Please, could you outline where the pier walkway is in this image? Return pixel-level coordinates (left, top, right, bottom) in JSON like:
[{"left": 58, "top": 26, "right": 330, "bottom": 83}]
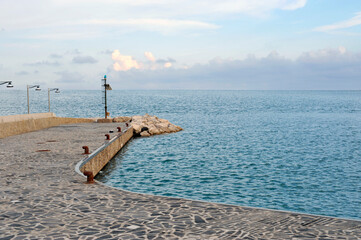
[{"left": 0, "top": 123, "right": 360, "bottom": 239}]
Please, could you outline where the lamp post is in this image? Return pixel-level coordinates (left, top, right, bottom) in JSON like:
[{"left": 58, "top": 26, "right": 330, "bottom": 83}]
[
  {"left": 48, "top": 88, "right": 60, "bottom": 112},
  {"left": 0, "top": 81, "right": 14, "bottom": 88},
  {"left": 27, "top": 85, "right": 41, "bottom": 114},
  {"left": 101, "top": 75, "right": 112, "bottom": 119}
]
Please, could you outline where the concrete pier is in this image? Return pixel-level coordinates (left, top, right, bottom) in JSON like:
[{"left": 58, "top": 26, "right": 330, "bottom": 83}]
[{"left": 0, "top": 123, "right": 360, "bottom": 239}]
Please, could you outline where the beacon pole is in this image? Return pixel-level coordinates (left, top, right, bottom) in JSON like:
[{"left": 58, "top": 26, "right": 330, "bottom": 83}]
[
  {"left": 102, "top": 75, "right": 112, "bottom": 119},
  {"left": 104, "top": 75, "right": 107, "bottom": 119},
  {"left": 105, "top": 76, "right": 107, "bottom": 119},
  {"left": 102, "top": 75, "right": 108, "bottom": 119}
]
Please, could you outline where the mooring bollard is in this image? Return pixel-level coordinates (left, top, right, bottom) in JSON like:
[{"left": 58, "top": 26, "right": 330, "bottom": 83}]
[
  {"left": 105, "top": 134, "right": 110, "bottom": 140},
  {"left": 125, "top": 123, "right": 129, "bottom": 127},
  {"left": 82, "top": 146, "right": 90, "bottom": 154},
  {"left": 117, "top": 127, "right": 121, "bottom": 132},
  {"left": 83, "top": 171, "right": 95, "bottom": 183}
]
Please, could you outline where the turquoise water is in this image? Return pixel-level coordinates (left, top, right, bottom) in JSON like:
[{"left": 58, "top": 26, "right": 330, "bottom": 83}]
[{"left": 1, "top": 90, "right": 361, "bottom": 220}]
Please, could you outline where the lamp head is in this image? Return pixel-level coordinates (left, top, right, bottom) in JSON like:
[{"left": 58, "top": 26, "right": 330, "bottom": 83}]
[
  {"left": 6, "top": 82, "right": 13, "bottom": 88},
  {"left": 35, "top": 85, "right": 41, "bottom": 91},
  {"left": 55, "top": 89, "right": 60, "bottom": 93}
]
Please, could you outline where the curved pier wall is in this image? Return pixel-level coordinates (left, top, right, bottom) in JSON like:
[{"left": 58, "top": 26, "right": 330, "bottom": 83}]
[
  {"left": 78, "top": 127, "right": 133, "bottom": 177},
  {"left": 0, "top": 113, "right": 94, "bottom": 139}
]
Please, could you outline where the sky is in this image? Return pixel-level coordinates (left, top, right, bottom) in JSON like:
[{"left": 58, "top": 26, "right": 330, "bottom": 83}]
[{"left": 0, "top": 0, "right": 361, "bottom": 90}]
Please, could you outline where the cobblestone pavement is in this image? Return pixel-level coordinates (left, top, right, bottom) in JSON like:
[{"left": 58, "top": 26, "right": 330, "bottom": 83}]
[{"left": 0, "top": 123, "right": 360, "bottom": 240}]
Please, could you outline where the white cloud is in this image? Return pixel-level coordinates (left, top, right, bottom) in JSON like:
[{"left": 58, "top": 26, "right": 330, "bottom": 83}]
[
  {"left": 281, "top": 0, "right": 307, "bottom": 10},
  {"left": 54, "top": 0, "right": 306, "bottom": 16},
  {"left": 0, "top": 0, "right": 306, "bottom": 32},
  {"left": 81, "top": 19, "right": 219, "bottom": 34},
  {"left": 144, "top": 52, "right": 156, "bottom": 62},
  {"left": 314, "top": 12, "right": 361, "bottom": 32},
  {"left": 112, "top": 50, "right": 140, "bottom": 71},
  {"left": 164, "top": 62, "right": 172, "bottom": 68},
  {"left": 112, "top": 50, "right": 177, "bottom": 71},
  {"left": 338, "top": 46, "right": 346, "bottom": 55}
]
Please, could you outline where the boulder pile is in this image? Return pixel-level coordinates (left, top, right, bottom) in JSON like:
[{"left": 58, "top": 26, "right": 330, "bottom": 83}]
[
  {"left": 112, "top": 116, "right": 132, "bottom": 123},
  {"left": 130, "top": 114, "right": 183, "bottom": 137}
]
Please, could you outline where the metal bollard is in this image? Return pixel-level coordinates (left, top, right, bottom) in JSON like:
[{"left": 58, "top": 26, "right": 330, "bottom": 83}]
[
  {"left": 83, "top": 171, "right": 95, "bottom": 183},
  {"left": 82, "top": 146, "right": 90, "bottom": 154},
  {"left": 105, "top": 134, "right": 110, "bottom": 140}
]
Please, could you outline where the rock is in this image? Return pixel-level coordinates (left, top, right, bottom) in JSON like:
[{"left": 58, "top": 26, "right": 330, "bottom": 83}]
[
  {"left": 112, "top": 116, "right": 131, "bottom": 122},
  {"left": 159, "top": 119, "right": 169, "bottom": 123},
  {"left": 132, "top": 124, "right": 142, "bottom": 134},
  {"left": 148, "top": 127, "right": 161, "bottom": 135},
  {"left": 130, "top": 114, "right": 182, "bottom": 137},
  {"left": 141, "top": 127, "right": 149, "bottom": 132},
  {"left": 132, "top": 115, "right": 143, "bottom": 121},
  {"left": 168, "top": 125, "right": 178, "bottom": 132},
  {"left": 140, "top": 131, "right": 151, "bottom": 137}
]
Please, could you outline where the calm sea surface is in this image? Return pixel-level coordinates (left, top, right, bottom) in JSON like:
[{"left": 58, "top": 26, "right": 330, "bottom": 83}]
[{"left": 1, "top": 90, "right": 360, "bottom": 220}]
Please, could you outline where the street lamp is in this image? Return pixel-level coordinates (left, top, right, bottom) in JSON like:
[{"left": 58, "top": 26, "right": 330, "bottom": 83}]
[
  {"left": 101, "top": 75, "right": 112, "bottom": 119},
  {"left": 27, "top": 85, "right": 41, "bottom": 114},
  {"left": 0, "top": 81, "right": 14, "bottom": 88},
  {"left": 48, "top": 88, "right": 60, "bottom": 112}
]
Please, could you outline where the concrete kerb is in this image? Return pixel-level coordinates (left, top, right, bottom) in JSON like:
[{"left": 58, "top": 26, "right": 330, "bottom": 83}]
[
  {"left": 76, "top": 126, "right": 134, "bottom": 180},
  {"left": 0, "top": 113, "right": 95, "bottom": 139},
  {"left": 0, "top": 112, "right": 56, "bottom": 123}
]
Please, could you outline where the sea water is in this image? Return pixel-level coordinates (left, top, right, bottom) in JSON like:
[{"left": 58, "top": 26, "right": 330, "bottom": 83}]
[{"left": 1, "top": 90, "right": 360, "bottom": 220}]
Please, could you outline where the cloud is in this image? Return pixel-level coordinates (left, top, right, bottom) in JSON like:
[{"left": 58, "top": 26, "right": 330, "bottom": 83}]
[
  {"left": 29, "top": 31, "right": 100, "bottom": 40},
  {"left": 144, "top": 52, "right": 156, "bottom": 62},
  {"left": 55, "top": 0, "right": 307, "bottom": 16},
  {"left": 24, "top": 61, "right": 61, "bottom": 67},
  {"left": 111, "top": 50, "right": 177, "bottom": 71},
  {"left": 281, "top": 0, "right": 307, "bottom": 10},
  {"left": 109, "top": 47, "right": 361, "bottom": 90},
  {"left": 314, "top": 12, "right": 361, "bottom": 32},
  {"left": 66, "top": 49, "right": 81, "bottom": 55},
  {"left": 72, "top": 56, "right": 98, "bottom": 64},
  {"left": 164, "top": 62, "right": 172, "bottom": 68},
  {"left": 298, "top": 46, "right": 348, "bottom": 61},
  {"left": 54, "top": 71, "right": 85, "bottom": 83},
  {"left": 112, "top": 50, "right": 140, "bottom": 71},
  {"left": 49, "top": 53, "right": 63, "bottom": 59},
  {"left": 81, "top": 19, "right": 219, "bottom": 34},
  {"left": 0, "top": 0, "right": 306, "bottom": 34},
  {"left": 16, "top": 71, "right": 29, "bottom": 75},
  {"left": 156, "top": 58, "right": 176, "bottom": 64},
  {"left": 100, "top": 49, "right": 113, "bottom": 55}
]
